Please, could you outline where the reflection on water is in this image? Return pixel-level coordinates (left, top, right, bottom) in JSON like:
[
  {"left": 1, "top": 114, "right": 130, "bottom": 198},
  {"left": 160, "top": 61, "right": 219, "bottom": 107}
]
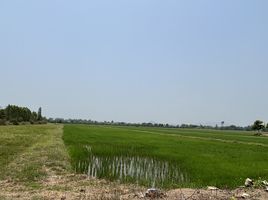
[{"left": 75, "top": 154, "right": 188, "bottom": 187}]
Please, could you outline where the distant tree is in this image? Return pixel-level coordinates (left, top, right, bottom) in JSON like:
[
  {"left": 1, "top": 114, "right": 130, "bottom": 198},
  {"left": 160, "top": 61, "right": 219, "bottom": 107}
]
[
  {"left": 0, "top": 108, "right": 6, "bottom": 125},
  {"left": 221, "top": 121, "right": 224, "bottom": 127},
  {"left": 37, "top": 107, "right": 42, "bottom": 121},
  {"left": 5, "top": 105, "right": 20, "bottom": 121},
  {"left": 55, "top": 118, "right": 64, "bottom": 123},
  {"left": 31, "top": 112, "right": 38, "bottom": 121},
  {"left": 0, "top": 105, "right": 47, "bottom": 125},
  {"left": 0, "top": 109, "right": 5, "bottom": 119},
  {"left": 21, "top": 107, "right": 31, "bottom": 121},
  {"left": 252, "top": 120, "right": 265, "bottom": 133}
]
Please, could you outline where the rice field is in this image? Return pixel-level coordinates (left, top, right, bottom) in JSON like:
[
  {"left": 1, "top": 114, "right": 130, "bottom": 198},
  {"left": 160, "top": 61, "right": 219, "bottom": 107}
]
[{"left": 63, "top": 125, "right": 268, "bottom": 189}]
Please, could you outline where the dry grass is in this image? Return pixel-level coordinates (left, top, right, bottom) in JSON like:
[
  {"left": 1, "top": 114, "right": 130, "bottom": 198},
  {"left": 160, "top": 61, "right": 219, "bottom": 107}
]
[{"left": 0, "top": 124, "right": 71, "bottom": 184}]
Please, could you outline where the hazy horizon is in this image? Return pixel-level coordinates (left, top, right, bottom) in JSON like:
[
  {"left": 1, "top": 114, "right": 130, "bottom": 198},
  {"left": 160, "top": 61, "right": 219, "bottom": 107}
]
[{"left": 1, "top": 0, "right": 268, "bottom": 126}]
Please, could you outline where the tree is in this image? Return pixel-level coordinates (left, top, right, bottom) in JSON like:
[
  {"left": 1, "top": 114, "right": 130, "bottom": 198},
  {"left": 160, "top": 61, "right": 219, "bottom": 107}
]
[
  {"left": 31, "top": 112, "right": 38, "bottom": 121},
  {"left": 252, "top": 120, "right": 265, "bottom": 132},
  {"left": 0, "top": 109, "right": 6, "bottom": 125},
  {"left": 221, "top": 121, "right": 224, "bottom": 127},
  {"left": 0, "top": 109, "right": 5, "bottom": 119},
  {"left": 0, "top": 105, "right": 46, "bottom": 125},
  {"left": 37, "top": 107, "right": 42, "bottom": 121}
]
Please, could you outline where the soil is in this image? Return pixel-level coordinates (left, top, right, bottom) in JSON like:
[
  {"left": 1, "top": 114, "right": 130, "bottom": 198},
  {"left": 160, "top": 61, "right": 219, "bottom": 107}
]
[{"left": 0, "top": 171, "right": 267, "bottom": 200}]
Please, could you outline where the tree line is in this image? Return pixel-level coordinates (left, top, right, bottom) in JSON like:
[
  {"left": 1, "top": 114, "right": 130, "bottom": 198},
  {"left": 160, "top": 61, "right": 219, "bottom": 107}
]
[
  {"left": 0, "top": 105, "right": 46, "bottom": 125},
  {"left": 47, "top": 118, "right": 268, "bottom": 132},
  {"left": 1, "top": 104, "right": 267, "bottom": 133}
]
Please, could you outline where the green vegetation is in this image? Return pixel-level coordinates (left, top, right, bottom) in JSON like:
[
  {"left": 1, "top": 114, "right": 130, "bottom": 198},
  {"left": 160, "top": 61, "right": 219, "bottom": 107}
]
[
  {"left": 63, "top": 125, "right": 268, "bottom": 188},
  {"left": 0, "top": 124, "right": 71, "bottom": 186},
  {"left": 0, "top": 105, "right": 46, "bottom": 125},
  {"left": 1, "top": 123, "right": 267, "bottom": 190},
  {"left": 252, "top": 120, "right": 265, "bottom": 132},
  {"left": 48, "top": 117, "right": 268, "bottom": 132}
]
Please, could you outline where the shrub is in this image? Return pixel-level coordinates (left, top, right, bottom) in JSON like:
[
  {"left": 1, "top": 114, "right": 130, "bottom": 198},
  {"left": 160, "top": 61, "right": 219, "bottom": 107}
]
[
  {"left": 20, "top": 121, "right": 31, "bottom": 125},
  {"left": 10, "top": 119, "right": 19, "bottom": 125},
  {"left": 0, "top": 119, "right": 6, "bottom": 125}
]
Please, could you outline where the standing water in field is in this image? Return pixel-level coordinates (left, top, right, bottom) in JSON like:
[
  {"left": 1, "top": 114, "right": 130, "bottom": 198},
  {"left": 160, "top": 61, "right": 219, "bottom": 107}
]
[{"left": 74, "top": 147, "right": 189, "bottom": 187}]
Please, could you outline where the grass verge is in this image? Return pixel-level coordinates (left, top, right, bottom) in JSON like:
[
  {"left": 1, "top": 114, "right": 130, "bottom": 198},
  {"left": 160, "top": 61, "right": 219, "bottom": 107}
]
[{"left": 0, "top": 124, "right": 71, "bottom": 186}]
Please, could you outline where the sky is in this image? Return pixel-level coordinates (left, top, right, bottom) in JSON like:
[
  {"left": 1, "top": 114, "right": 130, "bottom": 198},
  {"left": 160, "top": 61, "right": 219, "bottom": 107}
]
[{"left": 0, "top": 0, "right": 267, "bottom": 126}]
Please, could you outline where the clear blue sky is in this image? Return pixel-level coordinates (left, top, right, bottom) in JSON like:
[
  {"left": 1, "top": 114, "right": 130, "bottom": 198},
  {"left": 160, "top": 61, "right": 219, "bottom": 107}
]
[{"left": 1, "top": 0, "right": 267, "bottom": 126}]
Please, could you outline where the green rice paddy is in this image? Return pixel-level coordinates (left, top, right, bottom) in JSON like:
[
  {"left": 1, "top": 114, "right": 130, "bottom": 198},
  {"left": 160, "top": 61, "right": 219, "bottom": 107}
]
[{"left": 63, "top": 125, "right": 268, "bottom": 188}]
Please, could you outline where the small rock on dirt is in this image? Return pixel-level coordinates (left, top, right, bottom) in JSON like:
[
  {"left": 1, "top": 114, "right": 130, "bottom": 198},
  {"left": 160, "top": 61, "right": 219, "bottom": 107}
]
[
  {"left": 262, "top": 180, "right": 268, "bottom": 186},
  {"left": 245, "top": 178, "right": 253, "bottom": 187},
  {"left": 241, "top": 193, "right": 250, "bottom": 199},
  {"left": 145, "top": 188, "right": 165, "bottom": 198},
  {"left": 80, "top": 189, "right": 86, "bottom": 193},
  {"left": 207, "top": 186, "right": 219, "bottom": 191}
]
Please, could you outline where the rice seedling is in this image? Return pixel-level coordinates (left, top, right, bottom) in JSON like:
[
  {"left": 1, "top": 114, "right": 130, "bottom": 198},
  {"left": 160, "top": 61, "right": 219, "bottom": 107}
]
[{"left": 63, "top": 124, "right": 268, "bottom": 188}]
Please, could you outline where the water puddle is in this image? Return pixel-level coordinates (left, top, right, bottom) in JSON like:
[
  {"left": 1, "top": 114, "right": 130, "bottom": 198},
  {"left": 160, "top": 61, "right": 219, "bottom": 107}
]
[{"left": 75, "top": 152, "right": 188, "bottom": 187}]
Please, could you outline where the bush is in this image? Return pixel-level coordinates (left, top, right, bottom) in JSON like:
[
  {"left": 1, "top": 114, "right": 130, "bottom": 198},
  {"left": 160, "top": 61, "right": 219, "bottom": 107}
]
[
  {"left": 0, "top": 119, "right": 6, "bottom": 125},
  {"left": 20, "top": 121, "right": 31, "bottom": 125},
  {"left": 10, "top": 119, "right": 19, "bottom": 125},
  {"left": 37, "top": 120, "right": 47, "bottom": 124},
  {"left": 254, "top": 132, "right": 262, "bottom": 136}
]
